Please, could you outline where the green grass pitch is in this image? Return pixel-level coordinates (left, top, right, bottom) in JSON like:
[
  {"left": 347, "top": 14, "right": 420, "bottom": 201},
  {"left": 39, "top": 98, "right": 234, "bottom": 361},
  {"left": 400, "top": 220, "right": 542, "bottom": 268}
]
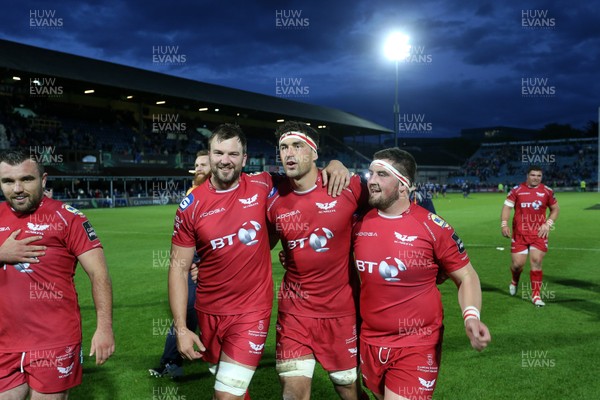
[{"left": 69, "top": 192, "right": 600, "bottom": 399}]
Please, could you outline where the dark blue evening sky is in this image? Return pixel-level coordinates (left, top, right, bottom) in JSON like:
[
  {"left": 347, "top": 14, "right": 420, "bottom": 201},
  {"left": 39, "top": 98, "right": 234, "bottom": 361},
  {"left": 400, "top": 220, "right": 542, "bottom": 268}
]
[{"left": 1, "top": 0, "right": 599, "bottom": 136}]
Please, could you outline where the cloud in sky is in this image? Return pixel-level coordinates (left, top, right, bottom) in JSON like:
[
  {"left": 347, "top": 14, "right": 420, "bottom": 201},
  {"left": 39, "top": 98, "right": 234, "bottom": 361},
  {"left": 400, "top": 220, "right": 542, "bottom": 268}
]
[{"left": 2, "top": 0, "right": 599, "bottom": 136}]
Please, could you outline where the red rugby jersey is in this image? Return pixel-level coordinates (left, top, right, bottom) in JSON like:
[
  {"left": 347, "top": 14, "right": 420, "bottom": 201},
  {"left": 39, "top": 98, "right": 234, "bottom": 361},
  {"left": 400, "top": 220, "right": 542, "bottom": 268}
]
[
  {"left": 0, "top": 199, "right": 102, "bottom": 352},
  {"left": 353, "top": 204, "right": 469, "bottom": 347},
  {"left": 172, "top": 172, "right": 274, "bottom": 315},
  {"left": 505, "top": 183, "right": 557, "bottom": 236},
  {"left": 267, "top": 173, "right": 366, "bottom": 317}
]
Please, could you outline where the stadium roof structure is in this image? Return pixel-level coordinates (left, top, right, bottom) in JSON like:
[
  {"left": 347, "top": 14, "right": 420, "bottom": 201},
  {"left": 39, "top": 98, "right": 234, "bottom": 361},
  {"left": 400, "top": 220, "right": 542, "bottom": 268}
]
[{"left": 0, "top": 39, "right": 392, "bottom": 135}]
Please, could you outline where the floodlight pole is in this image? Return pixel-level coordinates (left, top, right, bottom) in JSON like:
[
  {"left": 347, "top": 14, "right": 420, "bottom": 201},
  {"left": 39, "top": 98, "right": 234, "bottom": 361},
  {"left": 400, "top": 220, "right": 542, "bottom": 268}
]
[{"left": 394, "top": 60, "right": 399, "bottom": 148}]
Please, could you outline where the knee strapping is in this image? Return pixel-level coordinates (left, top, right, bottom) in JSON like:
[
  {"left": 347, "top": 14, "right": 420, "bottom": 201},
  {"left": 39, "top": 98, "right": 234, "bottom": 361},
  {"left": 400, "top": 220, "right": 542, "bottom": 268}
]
[
  {"left": 276, "top": 358, "right": 316, "bottom": 378},
  {"left": 214, "top": 361, "right": 254, "bottom": 396},
  {"left": 329, "top": 368, "right": 357, "bottom": 386}
]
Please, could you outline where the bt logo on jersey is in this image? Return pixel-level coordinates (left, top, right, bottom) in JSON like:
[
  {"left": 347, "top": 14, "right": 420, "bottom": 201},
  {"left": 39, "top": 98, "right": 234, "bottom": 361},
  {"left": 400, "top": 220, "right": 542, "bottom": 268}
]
[
  {"left": 238, "top": 221, "right": 261, "bottom": 245},
  {"left": 210, "top": 220, "right": 262, "bottom": 249},
  {"left": 379, "top": 257, "right": 407, "bottom": 281},
  {"left": 355, "top": 260, "right": 378, "bottom": 273},
  {"left": 287, "top": 227, "right": 334, "bottom": 252},
  {"left": 356, "top": 257, "right": 407, "bottom": 282},
  {"left": 520, "top": 200, "right": 543, "bottom": 210}
]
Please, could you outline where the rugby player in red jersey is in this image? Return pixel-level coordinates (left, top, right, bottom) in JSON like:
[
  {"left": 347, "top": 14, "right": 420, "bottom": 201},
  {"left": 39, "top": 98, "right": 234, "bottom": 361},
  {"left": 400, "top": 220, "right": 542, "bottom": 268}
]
[
  {"left": 501, "top": 166, "right": 559, "bottom": 307},
  {"left": 353, "top": 148, "right": 490, "bottom": 400},
  {"left": 0, "top": 150, "right": 114, "bottom": 399},
  {"left": 169, "top": 123, "right": 350, "bottom": 400},
  {"left": 267, "top": 121, "right": 368, "bottom": 400}
]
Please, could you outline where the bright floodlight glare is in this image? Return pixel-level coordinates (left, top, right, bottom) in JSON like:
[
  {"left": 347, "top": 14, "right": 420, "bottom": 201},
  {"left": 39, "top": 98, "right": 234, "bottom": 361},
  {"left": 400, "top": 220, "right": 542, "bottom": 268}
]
[{"left": 384, "top": 32, "right": 411, "bottom": 61}]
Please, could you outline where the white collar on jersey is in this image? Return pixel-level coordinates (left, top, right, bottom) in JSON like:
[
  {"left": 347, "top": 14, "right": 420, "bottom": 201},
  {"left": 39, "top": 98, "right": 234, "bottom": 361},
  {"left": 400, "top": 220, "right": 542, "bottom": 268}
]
[
  {"left": 376, "top": 204, "right": 411, "bottom": 219},
  {"left": 293, "top": 184, "right": 317, "bottom": 195}
]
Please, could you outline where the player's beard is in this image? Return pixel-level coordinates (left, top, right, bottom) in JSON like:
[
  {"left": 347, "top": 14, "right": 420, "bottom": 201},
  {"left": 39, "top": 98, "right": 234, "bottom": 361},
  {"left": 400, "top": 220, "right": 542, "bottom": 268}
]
[
  {"left": 8, "top": 187, "right": 43, "bottom": 213},
  {"left": 368, "top": 186, "right": 400, "bottom": 210},
  {"left": 193, "top": 172, "right": 209, "bottom": 186},
  {"left": 211, "top": 162, "right": 242, "bottom": 186}
]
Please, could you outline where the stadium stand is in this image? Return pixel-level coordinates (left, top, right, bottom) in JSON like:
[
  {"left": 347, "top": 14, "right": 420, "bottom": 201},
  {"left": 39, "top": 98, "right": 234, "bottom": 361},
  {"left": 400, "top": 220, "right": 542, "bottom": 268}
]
[
  {"left": 449, "top": 138, "right": 598, "bottom": 189},
  {"left": 1, "top": 39, "right": 597, "bottom": 205}
]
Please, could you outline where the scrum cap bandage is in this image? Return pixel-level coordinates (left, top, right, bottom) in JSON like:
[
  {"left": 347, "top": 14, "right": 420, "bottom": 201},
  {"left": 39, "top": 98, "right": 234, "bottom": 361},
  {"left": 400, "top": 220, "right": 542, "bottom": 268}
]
[
  {"left": 370, "top": 159, "right": 413, "bottom": 190},
  {"left": 279, "top": 131, "right": 318, "bottom": 153}
]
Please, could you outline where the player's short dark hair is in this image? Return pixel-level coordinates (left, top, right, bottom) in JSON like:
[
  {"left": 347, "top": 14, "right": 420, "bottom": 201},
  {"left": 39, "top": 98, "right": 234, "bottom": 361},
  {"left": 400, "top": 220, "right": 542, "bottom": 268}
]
[
  {"left": 527, "top": 165, "right": 543, "bottom": 174},
  {"left": 373, "top": 147, "right": 416, "bottom": 184},
  {"left": 208, "top": 124, "right": 247, "bottom": 154},
  {"left": 274, "top": 121, "right": 319, "bottom": 150},
  {"left": 196, "top": 149, "right": 209, "bottom": 157},
  {"left": 0, "top": 149, "right": 45, "bottom": 176}
]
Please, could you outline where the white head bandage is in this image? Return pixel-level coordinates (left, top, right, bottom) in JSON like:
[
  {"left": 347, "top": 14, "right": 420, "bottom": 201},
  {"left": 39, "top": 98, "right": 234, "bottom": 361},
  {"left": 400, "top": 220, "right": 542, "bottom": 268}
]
[
  {"left": 279, "top": 131, "right": 318, "bottom": 153},
  {"left": 370, "top": 159, "right": 413, "bottom": 189}
]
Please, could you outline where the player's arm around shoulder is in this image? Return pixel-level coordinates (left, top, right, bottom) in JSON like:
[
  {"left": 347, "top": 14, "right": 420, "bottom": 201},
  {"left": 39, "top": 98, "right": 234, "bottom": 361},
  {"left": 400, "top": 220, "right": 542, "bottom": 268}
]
[
  {"left": 78, "top": 247, "right": 115, "bottom": 365},
  {"left": 448, "top": 263, "right": 491, "bottom": 352},
  {"left": 321, "top": 160, "right": 351, "bottom": 197}
]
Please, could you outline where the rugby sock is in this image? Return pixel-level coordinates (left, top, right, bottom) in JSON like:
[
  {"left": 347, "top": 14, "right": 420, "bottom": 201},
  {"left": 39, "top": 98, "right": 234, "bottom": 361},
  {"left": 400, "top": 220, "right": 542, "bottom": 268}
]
[
  {"left": 530, "top": 270, "right": 543, "bottom": 296},
  {"left": 511, "top": 269, "right": 521, "bottom": 286}
]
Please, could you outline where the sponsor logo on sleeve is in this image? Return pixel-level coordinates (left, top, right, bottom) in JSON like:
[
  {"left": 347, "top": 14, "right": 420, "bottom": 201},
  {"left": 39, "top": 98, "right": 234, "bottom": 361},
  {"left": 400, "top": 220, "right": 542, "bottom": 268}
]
[
  {"left": 63, "top": 204, "right": 83, "bottom": 216},
  {"left": 451, "top": 232, "right": 465, "bottom": 253},
  {"left": 179, "top": 193, "right": 194, "bottom": 211},
  {"left": 268, "top": 186, "right": 278, "bottom": 198},
  {"left": 428, "top": 213, "right": 449, "bottom": 229},
  {"left": 82, "top": 221, "right": 98, "bottom": 241}
]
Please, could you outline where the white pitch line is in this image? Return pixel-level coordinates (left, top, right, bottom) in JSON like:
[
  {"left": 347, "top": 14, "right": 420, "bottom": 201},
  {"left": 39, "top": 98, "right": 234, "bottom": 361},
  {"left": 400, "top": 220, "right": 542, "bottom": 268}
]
[
  {"left": 96, "top": 231, "right": 169, "bottom": 236},
  {"left": 468, "top": 244, "right": 600, "bottom": 252}
]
